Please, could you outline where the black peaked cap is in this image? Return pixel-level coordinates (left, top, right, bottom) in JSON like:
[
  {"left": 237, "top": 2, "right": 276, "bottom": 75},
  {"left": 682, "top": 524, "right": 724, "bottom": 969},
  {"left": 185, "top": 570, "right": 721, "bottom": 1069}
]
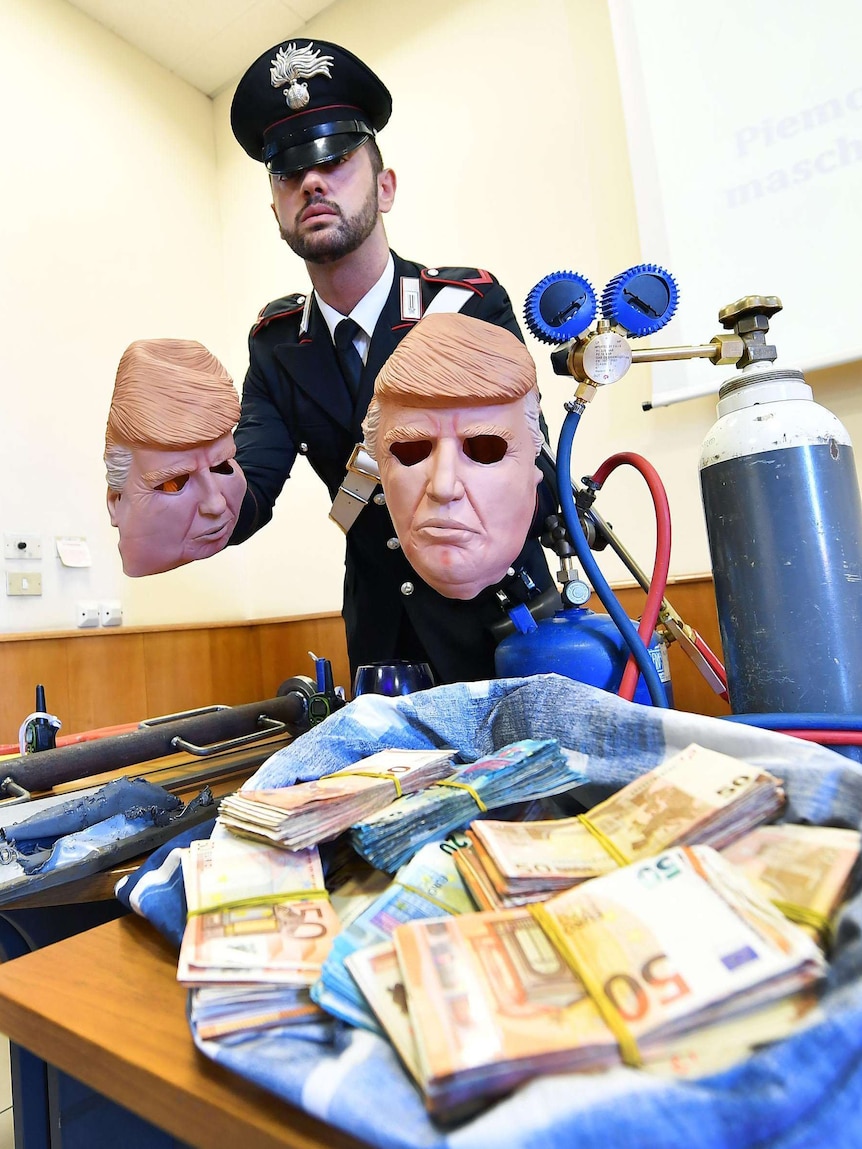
[{"left": 230, "top": 38, "right": 392, "bottom": 175}]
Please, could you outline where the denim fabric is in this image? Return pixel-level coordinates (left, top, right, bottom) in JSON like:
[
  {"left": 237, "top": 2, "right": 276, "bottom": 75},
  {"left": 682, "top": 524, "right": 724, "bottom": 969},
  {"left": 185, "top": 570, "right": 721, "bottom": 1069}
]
[{"left": 116, "top": 675, "right": 862, "bottom": 1149}]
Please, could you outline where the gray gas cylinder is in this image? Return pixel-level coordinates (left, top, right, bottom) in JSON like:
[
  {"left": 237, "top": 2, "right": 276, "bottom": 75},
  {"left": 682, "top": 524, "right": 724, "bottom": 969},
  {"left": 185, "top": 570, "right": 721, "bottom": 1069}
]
[{"left": 699, "top": 366, "right": 862, "bottom": 715}]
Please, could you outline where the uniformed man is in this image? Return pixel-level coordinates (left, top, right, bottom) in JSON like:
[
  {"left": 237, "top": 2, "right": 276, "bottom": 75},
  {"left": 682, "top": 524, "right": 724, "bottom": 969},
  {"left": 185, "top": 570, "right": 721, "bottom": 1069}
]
[{"left": 228, "top": 38, "right": 556, "bottom": 684}]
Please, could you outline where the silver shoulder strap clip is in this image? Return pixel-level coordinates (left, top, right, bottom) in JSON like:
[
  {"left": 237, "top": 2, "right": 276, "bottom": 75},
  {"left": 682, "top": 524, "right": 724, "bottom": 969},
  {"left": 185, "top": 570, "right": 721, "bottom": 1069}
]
[
  {"left": 329, "top": 445, "right": 381, "bottom": 534},
  {"left": 331, "top": 279, "right": 472, "bottom": 532}
]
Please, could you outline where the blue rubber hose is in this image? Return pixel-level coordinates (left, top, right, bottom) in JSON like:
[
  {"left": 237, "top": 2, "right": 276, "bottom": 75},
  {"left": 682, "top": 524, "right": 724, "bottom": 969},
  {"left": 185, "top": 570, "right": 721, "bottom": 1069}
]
[
  {"left": 722, "top": 713, "right": 862, "bottom": 733},
  {"left": 556, "top": 405, "right": 668, "bottom": 707}
]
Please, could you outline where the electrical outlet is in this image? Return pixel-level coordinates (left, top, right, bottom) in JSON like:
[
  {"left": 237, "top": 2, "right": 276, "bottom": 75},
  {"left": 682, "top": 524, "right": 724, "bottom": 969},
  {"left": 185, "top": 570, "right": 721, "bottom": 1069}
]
[
  {"left": 4, "top": 534, "right": 42, "bottom": 561},
  {"left": 100, "top": 600, "right": 123, "bottom": 627},
  {"left": 77, "top": 601, "right": 100, "bottom": 628},
  {"left": 6, "top": 571, "right": 42, "bottom": 596}
]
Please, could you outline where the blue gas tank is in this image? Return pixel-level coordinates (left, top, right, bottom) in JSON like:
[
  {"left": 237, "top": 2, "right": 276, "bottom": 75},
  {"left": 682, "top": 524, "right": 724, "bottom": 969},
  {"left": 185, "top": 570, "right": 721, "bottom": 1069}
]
[{"left": 495, "top": 607, "right": 673, "bottom": 706}]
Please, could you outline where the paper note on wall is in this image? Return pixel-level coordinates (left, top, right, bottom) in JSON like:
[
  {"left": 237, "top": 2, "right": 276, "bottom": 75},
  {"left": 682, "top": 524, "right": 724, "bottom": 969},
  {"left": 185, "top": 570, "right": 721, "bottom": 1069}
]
[{"left": 56, "top": 537, "right": 92, "bottom": 568}]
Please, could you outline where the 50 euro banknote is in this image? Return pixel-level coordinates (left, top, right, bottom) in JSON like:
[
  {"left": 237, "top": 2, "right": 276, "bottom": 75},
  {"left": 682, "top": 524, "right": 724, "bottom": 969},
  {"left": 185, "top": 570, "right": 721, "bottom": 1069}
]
[
  {"left": 388, "top": 844, "right": 824, "bottom": 1115},
  {"left": 469, "top": 743, "right": 785, "bottom": 897}
]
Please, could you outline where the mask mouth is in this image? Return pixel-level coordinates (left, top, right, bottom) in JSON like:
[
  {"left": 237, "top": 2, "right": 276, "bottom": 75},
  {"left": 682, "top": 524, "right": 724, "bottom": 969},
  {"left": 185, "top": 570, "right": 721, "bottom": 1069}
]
[{"left": 264, "top": 124, "right": 372, "bottom": 175}]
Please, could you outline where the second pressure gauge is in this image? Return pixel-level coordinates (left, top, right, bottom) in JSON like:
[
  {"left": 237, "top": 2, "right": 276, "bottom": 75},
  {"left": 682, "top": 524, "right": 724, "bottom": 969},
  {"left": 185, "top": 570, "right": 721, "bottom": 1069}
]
[{"left": 601, "top": 264, "right": 679, "bottom": 337}]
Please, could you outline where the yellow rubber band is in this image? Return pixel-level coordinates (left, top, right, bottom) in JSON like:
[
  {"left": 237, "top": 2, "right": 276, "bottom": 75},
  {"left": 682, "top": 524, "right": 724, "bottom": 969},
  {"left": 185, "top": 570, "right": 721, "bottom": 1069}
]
[
  {"left": 772, "top": 899, "right": 833, "bottom": 948},
  {"left": 530, "top": 903, "right": 642, "bottom": 1068},
  {"left": 433, "top": 779, "right": 488, "bottom": 812},
  {"left": 187, "top": 888, "right": 329, "bottom": 917},
  {"left": 397, "top": 881, "right": 459, "bottom": 915},
  {"left": 577, "top": 814, "right": 632, "bottom": 868},
  {"left": 330, "top": 769, "right": 403, "bottom": 798}
]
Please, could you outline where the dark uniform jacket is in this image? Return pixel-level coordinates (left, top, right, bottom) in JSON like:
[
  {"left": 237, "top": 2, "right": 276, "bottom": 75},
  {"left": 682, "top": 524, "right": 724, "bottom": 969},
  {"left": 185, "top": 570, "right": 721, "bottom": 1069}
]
[{"left": 231, "top": 250, "right": 555, "bottom": 685}]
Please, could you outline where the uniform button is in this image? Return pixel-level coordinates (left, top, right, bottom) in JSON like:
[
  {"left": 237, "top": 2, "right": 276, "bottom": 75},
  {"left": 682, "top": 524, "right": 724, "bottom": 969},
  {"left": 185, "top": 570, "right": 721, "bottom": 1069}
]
[
  {"left": 299, "top": 442, "right": 308, "bottom": 454},
  {"left": 386, "top": 537, "right": 401, "bottom": 550},
  {"left": 426, "top": 268, "right": 439, "bottom": 276},
  {"left": 297, "top": 295, "right": 306, "bottom": 304},
  {"left": 373, "top": 492, "right": 387, "bottom": 505},
  {"left": 401, "top": 582, "right": 414, "bottom": 596}
]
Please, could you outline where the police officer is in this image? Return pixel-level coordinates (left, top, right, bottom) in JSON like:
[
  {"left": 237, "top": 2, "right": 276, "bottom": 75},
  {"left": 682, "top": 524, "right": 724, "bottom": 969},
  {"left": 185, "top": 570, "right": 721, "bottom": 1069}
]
[{"left": 228, "top": 38, "right": 556, "bottom": 685}]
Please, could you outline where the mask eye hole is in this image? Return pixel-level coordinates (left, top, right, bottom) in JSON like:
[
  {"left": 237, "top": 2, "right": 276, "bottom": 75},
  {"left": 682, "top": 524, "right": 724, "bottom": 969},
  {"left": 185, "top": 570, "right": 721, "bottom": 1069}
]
[
  {"left": 210, "top": 460, "right": 234, "bottom": 476},
  {"left": 154, "top": 474, "right": 190, "bottom": 493},
  {"left": 464, "top": 435, "right": 507, "bottom": 464},
  {"left": 390, "top": 440, "right": 432, "bottom": 466}
]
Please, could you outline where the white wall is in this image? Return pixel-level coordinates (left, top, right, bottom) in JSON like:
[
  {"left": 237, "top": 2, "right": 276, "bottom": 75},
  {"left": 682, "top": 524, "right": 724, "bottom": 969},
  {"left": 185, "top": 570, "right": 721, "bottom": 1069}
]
[
  {"left": 610, "top": 0, "right": 862, "bottom": 407},
  {"left": 0, "top": 0, "right": 250, "bottom": 633},
  {"left": 215, "top": 0, "right": 862, "bottom": 606},
  {"left": 5, "top": 0, "right": 861, "bottom": 636}
]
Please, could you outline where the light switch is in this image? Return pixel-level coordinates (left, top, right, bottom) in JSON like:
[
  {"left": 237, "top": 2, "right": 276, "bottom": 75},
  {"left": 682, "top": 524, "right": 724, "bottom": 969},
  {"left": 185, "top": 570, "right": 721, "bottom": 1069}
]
[{"left": 6, "top": 571, "right": 42, "bottom": 596}]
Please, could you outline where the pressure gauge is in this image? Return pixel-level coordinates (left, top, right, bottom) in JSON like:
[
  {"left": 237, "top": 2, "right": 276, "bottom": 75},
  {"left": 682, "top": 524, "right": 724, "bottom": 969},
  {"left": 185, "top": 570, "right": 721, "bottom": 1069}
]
[
  {"left": 601, "top": 264, "right": 679, "bottom": 337},
  {"left": 524, "top": 272, "right": 597, "bottom": 344}
]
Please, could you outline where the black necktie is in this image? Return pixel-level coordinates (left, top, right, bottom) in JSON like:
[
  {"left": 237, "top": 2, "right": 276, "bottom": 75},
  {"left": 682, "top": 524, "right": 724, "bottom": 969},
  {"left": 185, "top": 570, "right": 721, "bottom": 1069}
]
[{"left": 334, "top": 317, "right": 363, "bottom": 400}]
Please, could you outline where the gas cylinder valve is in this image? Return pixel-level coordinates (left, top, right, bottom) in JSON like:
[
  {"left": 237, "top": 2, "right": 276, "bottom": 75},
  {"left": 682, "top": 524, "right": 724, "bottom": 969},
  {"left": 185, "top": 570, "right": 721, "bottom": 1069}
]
[{"left": 717, "top": 295, "right": 782, "bottom": 368}]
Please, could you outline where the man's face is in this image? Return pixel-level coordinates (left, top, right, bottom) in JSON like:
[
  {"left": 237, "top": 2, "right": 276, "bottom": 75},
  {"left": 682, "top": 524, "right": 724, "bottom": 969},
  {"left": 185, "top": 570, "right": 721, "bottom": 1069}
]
[
  {"left": 270, "top": 143, "right": 394, "bottom": 264},
  {"left": 377, "top": 398, "right": 542, "bottom": 600},
  {"left": 107, "top": 433, "right": 246, "bottom": 576}
]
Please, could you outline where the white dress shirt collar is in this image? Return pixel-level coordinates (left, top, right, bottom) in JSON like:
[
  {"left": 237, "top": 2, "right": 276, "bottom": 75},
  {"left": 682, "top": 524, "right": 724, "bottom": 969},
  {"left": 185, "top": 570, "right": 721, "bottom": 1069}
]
[{"left": 315, "top": 254, "right": 395, "bottom": 364}]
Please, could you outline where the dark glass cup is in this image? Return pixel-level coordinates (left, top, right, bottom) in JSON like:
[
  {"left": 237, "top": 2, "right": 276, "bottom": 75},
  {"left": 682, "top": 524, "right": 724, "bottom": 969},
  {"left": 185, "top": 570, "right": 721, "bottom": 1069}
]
[{"left": 352, "top": 660, "right": 435, "bottom": 698}]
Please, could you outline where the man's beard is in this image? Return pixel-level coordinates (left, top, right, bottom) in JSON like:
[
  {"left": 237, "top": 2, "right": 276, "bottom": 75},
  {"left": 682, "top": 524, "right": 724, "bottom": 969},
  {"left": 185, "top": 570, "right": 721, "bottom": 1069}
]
[{"left": 280, "top": 184, "right": 379, "bottom": 264}]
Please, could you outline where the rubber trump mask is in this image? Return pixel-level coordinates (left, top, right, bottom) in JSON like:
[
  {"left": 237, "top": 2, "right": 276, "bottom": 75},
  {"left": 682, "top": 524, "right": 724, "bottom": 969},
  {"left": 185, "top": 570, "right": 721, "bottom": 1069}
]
[
  {"left": 363, "top": 313, "right": 544, "bottom": 600},
  {"left": 105, "top": 339, "right": 246, "bottom": 577}
]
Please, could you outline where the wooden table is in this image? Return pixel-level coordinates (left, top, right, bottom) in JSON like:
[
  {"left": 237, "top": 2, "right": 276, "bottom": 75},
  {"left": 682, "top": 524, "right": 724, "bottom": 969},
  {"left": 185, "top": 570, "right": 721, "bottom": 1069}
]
[
  {"left": 0, "top": 729, "right": 313, "bottom": 1146},
  {"left": 0, "top": 914, "right": 371, "bottom": 1149}
]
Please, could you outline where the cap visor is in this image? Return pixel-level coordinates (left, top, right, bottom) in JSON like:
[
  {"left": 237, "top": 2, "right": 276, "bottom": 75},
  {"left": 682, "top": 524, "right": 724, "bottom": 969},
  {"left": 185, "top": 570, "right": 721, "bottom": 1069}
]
[{"left": 266, "top": 132, "right": 370, "bottom": 175}]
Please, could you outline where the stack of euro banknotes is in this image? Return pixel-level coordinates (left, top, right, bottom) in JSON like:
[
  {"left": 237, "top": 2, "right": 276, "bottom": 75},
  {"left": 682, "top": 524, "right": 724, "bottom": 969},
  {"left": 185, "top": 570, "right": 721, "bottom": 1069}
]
[
  {"left": 218, "top": 739, "right": 579, "bottom": 865},
  {"left": 175, "top": 740, "right": 860, "bottom": 1118}
]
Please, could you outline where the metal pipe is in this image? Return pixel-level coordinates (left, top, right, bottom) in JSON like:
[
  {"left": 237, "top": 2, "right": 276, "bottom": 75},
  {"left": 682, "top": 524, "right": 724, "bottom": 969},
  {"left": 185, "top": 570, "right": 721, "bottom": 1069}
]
[
  {"left": 2, "top": 693, "right": 310, "bottom": 792},
  {"left": 631, "top": 344, "right": 717, "bottom": 364}
]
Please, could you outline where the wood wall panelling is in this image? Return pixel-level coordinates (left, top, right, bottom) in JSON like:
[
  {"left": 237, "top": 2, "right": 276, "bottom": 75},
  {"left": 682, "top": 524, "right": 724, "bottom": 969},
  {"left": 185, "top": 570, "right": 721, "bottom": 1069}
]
[
  {"left": 0, "top": 638, "right": 68, "bottom": 744},
  {"left": 207, "top": 626, "right": 264, "bottom": 706},
  {"left": 0, "top": 638, "right": 71, "bottom": 746},
  {"left": 256, "top": 616, "right": 350, "bottom": 699},
  {"left": 0, "top": 582, "right": 724, "bottom": 744},
  {"left": 65, "top": 633, "right": 148, "bottom": 731},
  {"left": 0, "top": 615, "right": 351, "bottom": 744},
  {"left": 141, "top": 629, "right": 216, "bottom": 719},
  {"left": 602, "top": 579, "right": 729, "bottom": 719}
]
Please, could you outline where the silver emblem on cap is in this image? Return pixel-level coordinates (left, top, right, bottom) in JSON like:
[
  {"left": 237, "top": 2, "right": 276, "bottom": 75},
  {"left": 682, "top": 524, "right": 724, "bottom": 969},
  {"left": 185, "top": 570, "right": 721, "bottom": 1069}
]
[{"left": 270, "top": 42, "right": 334, "bottom": 110}]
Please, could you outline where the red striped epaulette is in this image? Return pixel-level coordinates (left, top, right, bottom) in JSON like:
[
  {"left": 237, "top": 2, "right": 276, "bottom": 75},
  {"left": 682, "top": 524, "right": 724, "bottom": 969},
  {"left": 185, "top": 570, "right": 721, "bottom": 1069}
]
[
  {"left": 250, "top": 293, "right": 307, "bottom": 337},
  {"left": 420, "top": 267, "right": 496, "bottom": 296}
]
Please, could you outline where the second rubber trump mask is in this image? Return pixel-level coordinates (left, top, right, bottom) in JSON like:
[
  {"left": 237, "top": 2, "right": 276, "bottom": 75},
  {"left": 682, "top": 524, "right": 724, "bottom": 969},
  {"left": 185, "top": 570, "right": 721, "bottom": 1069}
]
[{"left": 363, "top": 313, "right": 544, "bottom": 600}]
